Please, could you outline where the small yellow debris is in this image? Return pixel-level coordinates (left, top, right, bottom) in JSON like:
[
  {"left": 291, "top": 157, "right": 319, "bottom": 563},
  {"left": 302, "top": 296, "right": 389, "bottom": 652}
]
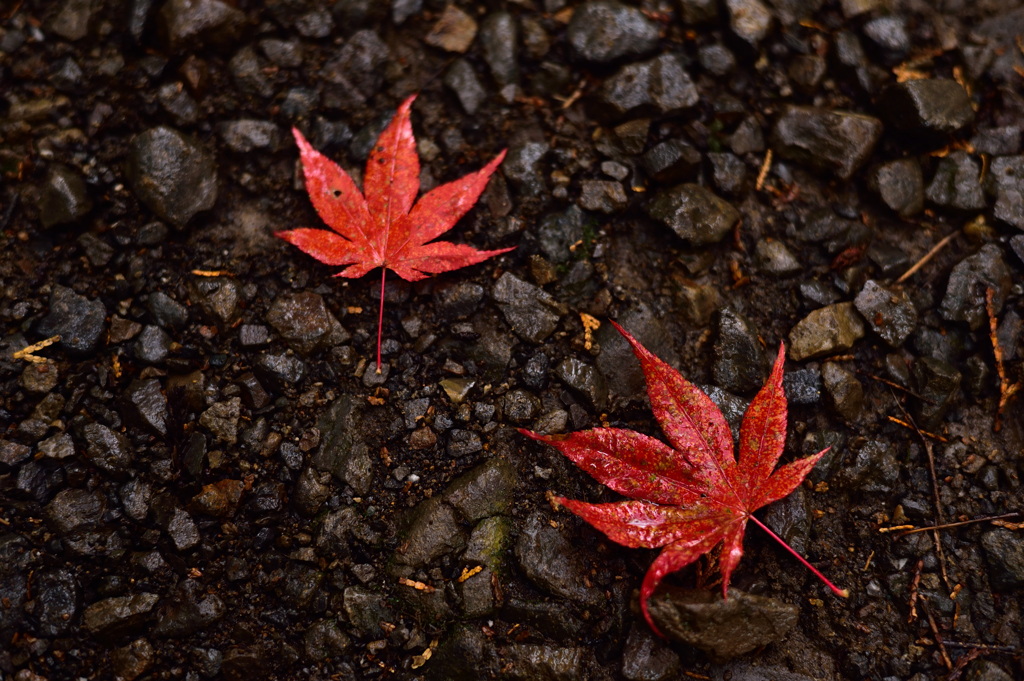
[
  {"left": 814, "top": 482, "right": 829, "bottom": 493},
  {"left": 411, "top": 648, "right": 431, "bottom": 669},
  {"left": 347, "top": 306, "right": 363, "bottom": 314},
  {"left": 809, "top": 598, "right": 824, "bottom": 607},
  {"left": 188, "top": 567, "right": 202, "bottom": 578},
  {"left": 191, "top": 270, "right": 231, "bottom": 277},
  {"left": 13, "top": 335, "right": 60, "bottom": 363},
  {"left": 992, "top": 519, "right": 1024, "bottom": 530},
  {"left": 755, "top": 149, "right": 772, "bottom": 191},
  {"left": 580, "top": 313, "right": 600, "bottom": 350},
  {"left": 458, "top": 565, "right": 483, "bottom": 583},
  {"left": 112, "top": 353, "right": 122, "bottom": 379},
  {"left": 878, "top": 524, "right": 916, "bottom": 534},
  {"left": 399, "top": 577, "right": 435, "bottom": 593}
]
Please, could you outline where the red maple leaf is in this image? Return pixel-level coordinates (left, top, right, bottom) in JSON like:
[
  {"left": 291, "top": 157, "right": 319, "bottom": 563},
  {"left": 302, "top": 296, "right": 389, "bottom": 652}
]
[
  {"left": 520, "top": 322, "right": 847, "bottom": 634},
  {"left": 278, "top": 95, "right": 513, "bottom": 368}
]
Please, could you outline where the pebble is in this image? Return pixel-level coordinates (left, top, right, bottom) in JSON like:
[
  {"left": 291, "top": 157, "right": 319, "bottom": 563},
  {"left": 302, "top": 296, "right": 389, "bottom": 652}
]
[
  {"left": 911, "top": 357, "right": 961, "bottom": 429},
  {"left": 295, "top": 8, "right": 333, "bottom": 38},
  {"left": 38, "top": 165, "right": 93, "bottom": 229},
  {"left": 343, "top": 587, "right": 392, "bottom": 638},
  {"left": 0, "top": 440, "right": 31, "bottom": 470},
  {"left": 19, "top": 362, "right": 58, "bottom": 395},
  {"left": 189, "top": 277, "right": 241, "bottom": 328},
  {"left": 425, "top": 5, "right": 478, "bottom": 53},
  {"left": 190, "top": 479, "right": 244, "bottom": 517},
  {"left": 294, "top": 467, "right": 333, "bottom": 516},
  {"left": 788, "top": 54, "right": 826, "bottom": 94},
  {"left": 480, "top": 12, "right": 517, "bottom": 87},
  {"left": 38, "top": 432, "right": 74, "bottom": 460},
  {"left": 538, "top": 205, "right": 585, "bottom": 263},
  {"left": 502, "top": 141, "right": 549, "bottom": 197},
  {"left": 642, "top": 139, "right": 702, "bottom": 184},
  {"left": 492, "top": 272, "right": 564, "bottom": 344},
  {"left": 729, "top": 117, "right": 765, "bottom": 155},
  {"left": 266, "top": 291, "right": 349, "bottom": 356},
  {"left": 305, "top": 619, "right": 351, "bottom": 661},
  {"left": 596, "top": 303, "right": 679, "bottom": 398},
  {"left": 840, "top": 440, "right": 898, "bottom": 492},
  {"left": 726, "top": 0, "right": 773, "bottom": 46},
  {"left": 597, "top": 55, "right": 699, "bottom": 121},
  {"left": 506, "top": 645, "right": 592, "bottom": 679},
  {"left": 972, "top": 127, "right": 1021, "bottom": 156},
  {"left": 152, "top": 580, "right": 225, "bottom": 637},
  {"left": 880, "top": 79, "right": 975, "bottom": 136},
  {"left": 712, "top": 307, "right": 767, "bottom": 394},
  {"left": 50, "top": 0, "right": 93, "bottom": 40},
  {"left": 228, "top": 46, "right": 274, "bottom": 98},
  {"left": 83, "top": 592, "right": 160, "bottom": 640},
  {"left": 82, "top": 423, "right": 134, "bottom": 476},
  {"left": 862, "top": 16, "right": 910, "bottom": 62},
  {"left": 964, "top": 660, "right": 1014, "bottom": 681},
  {"left": 443, "top": 458, "right": 516, "bottom": 522},
  {"left": 985, "top": 156, "right": 1024, "bottom": 230},
  {"left": 762, "top": 485, "right": 810, "bottom": 555},
  {"left": 158, "top": 0, "right": 245, "bottom": 53},
  {"left": 122, "top": 378, "right": 168, "bottom": 436},
  {"left": 125, "top": 126, "right": 218, "bottom": 229},
  {"left": 313, "top": 395, "right": 374, "bottom": 494},
  {"left": 821, "top": 362, "right": 863, "bottom": 420},
  {"left": 447, "top": 429, "right": 483, "bottom": 457},
  {"left": 645, "top": 183, "right": 740, "bottom": 246},
  {"left": 755, "top": 239, "right": 802, "bottom": 276},
  {"left": 869, "top": 158, "right": 924, "bottom": 218},
  {"left": 788, "top": 302, "right": 866, "bottom": 361},
  {"left": 30, "top": 569, "right": 80, "bottom": 637},
  {"left": 443, "top": 59, "right": 486, "bottom": 115},
  {"left": 134, "top": 325, "right": 172, "bottom": 365},
  {"left": 841, "top": 0, "right": 881, "bottom": 17},
  {"left": 622, "top": 623, "right": 681, "bottom": 681},
  {"left": 515, "top": 512, "right": 602, "bottom": 606},
  {"left": 939, "top": 244, "right": 1011, "bottom": 331},
  {"left": 111, "top": 638, "right": 154, "bottom": 681},
  {"left": 146, "top": 292, "right": 188, "bottom": 330},
  {"left": 464, "top": 515, "right": 512, "bottom": 573},
  {"left": 46, "top": 488, "right": 106, "bottom": 534},
  {"left": 256, "top": 352, "right": 306, "bottom": 390},
  {"left": 925, "top": 150, "right": 986, "bottom": 211},
  {"left": 501, "top": 389, "right": 541, "bottom": 425},
  {"left": 219, "top": 120, "right": 281, "bottom": 153},
  {"left": 648, "top": 587, "right": 798, "bottom": 660},
  {"left": 567, "top": 1, "right": 659, "bottom": 64},
  {"left": 259, "top": 38, "right": 303, "bottom": 68},
  {"left": 37, "top": 285, "right": 107, "bottom": 356},
  {"left": 199, "top": 397, "right": 241, "bottom": 445},
  {"left": 783, "top": 368, "right": 823, "bottom": 404},
  {"left": 981, "top": 528, "right": 1024, "bottom": 589},
  {"left": 120, "top": 479, "right": 152, "bottom": 523},
  {"left": 556, "top": 357, "right": 609, "bottom": 410},
  {"left": 771, "top": 105, "right": 883, "bottom": 180},
  {"left": 698, "top": 44, "right": 736, "bottom": 76},
  {"left": 854, "top": 280, "right": 917, "bottom": 347},
  {"left": 578, "top": 180, "right": 628, "bottom": 213},
  {"left": 396, "top": 497, "right": 466, "bottom": 567},
  {"left": 157, "top": 82, "right": 198, "bottom": 125},
  {"left": 708, "top": 152, "right": 748, "bottom": 195}
]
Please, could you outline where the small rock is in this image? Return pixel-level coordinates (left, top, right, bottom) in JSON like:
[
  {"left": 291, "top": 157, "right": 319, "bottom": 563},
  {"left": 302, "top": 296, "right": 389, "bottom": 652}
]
[
  {"left": 190, "top": 479, "right": 244, "bottom": 517},
  {"left": 134, "top": 325, "right": 172, "bottom": 365},
  {"left": 492, "top": 272, "right": 564, "bottom": 344},
  {"left": 964, "top": 660, "right": 1014, "bottom": 681},
  {"left": 869, "top": 158, "right": 924, "bottom": 218},
  {"left": 50, "top": 0, "right": 93, "bottom": 40},
  {"left": 479, "top": 12, "right": 517, "bottom": 87},
  {"left": 294, "top": 467, "right": 333, "bottom": 517},
  {"left": 622, "top": 623, "right": 681, "bottom": 681},
  {"left": 788, "top": 302, "right": 865, "bottom": 361},
  {"left": 396, "top": 497, "right": 466, "bottom": 567},
  {"left": 985, "top": 156, "right": 1024, "bottom": 230},
  {"left": 642, "top": 139, "right": 702, "bottom": 184},
  {"left": 148, "top": 292, "right": 189, "bottom": 329},
  {"left": 343, "top": 587, "right": 393, "bottom": 638},
  {"left": 841, "top": 0, "right": 880, "bottom": 17},
  {"left": 972, "top": 127, "right": 1021, "bottom": 157},
  {"left": 754, "top": 239, "right": 802, "bottom": 276},
  {"left": 443, "top": 59, "right": 486, "bottom": 115},
  {"left": 266, "top": 291, "right": 349, "bottom": 356},
  {"left": 228, "top": 46, "right": 273, "bottom": 98},
  {"left": 256, "top": 352, "right": 306, "bottom": 390},
  {"left": 788, "top": 54, "right": 826, "bottom": 94},
  {"left": 707, "top": 152, "right": 748, "bottom": 195},
  {"left": 152, "top": 580, "right": 225, "bottom": 637},
  {"left": 199, "top": 397, "right": 241, "bottom": 445},
  {"left": 502, "top": 141, "right": 549, "bottom": 197},
  {"left": 596, "top": 55, "right": 699, "bottom": 121},
  {"left": 158, "top": 0, "right": 245, "bottom": 53},
  {"left": 771, "top": 105, "right": 883, "bottom": 180},
  {"left": 46, "top": 488, "right": 105, "bottom": 534},
  {"left": 125, "top": 126, "right": 218, "bottom": 229},
  {"left": 840, "top": 440, "right": 898, "bottom": 493},
  {"left": 729, "top": 117, "right": 765, "bottom": 155},
  {"left": 821, "top": 362, "right": 863, "bottom": 420},
  {"left": 853, "top": 280, "right": 917, "bottom": 348},
  {"left": 567, "top": 1, "right": 659, "bottom": 64},
  {"left": 880, "top": 79, "right": 975, "bottom": 136},
  {"left": 0, "top": 440, "right": 31, "bottom": 471},
  {"left": 259, "top": 38, "right": 304, "bottom": 68},
  {"left": 82, "top": 423, "right": 134, "bottom": 477},
  {"left": 122, "top": 378, "right": 168, "bottom": 436},
  {"left": 120, "top": 479, "right": 152, "bottom": 523},
  {"left": 157, "top": 82, "right": 198, "bottom": 125},
  {"left": 911, "top": 357, "right": 961, "bottom": 430},
  {"left": 313, "top": 395, "right": 374, "bottom": 494},
  {"left": 447, "top": 429, "right": 483, "bottom": 457},
  {"left": 111, "top": 638, "right": 154, "bottom": 681},
  {"left": 30, "top": 569, "right": 80, "bottom": 637},
  {"left": 515, "top": 512, "right": 602, "bottom": 606},
  {"left": 38, "top": 432, "right": 74, "bottom": 460},
  {"left": 726, "top": 0, "right": 773, "bottom": 46},
  {"left": 862, "top": 16, "right": 910, "bottom": 62},
  {"left": 425, "top": 4, "right": 478, "bottom": 53},
  {"left": 37, "top": 285, "right": 107, "bottom": 356},
  {"left": 698, "top": 43, "right": 736, "bottom": 76},
  {"left": 578, "top": 180, "right": 628, "bottom": 213},
  {"left": 537, "top": 205, "right": 585, "bottom": 263},
  {"left": 506, "top": 645, "right": 593, "bottom": 679},
  {"left": 304, "top": 619, "right": 351, "bottom": 661},
  {"left": 925, "top": 150, "right": 986, "bottom": 211},
  {"left": 762, "top": 485, "right": 811, "bottom": 555},
  {"left": 19, "top": 362, "right": 58, "bottom": 395},
  {"left": 713, "top": 307, "right": 766, "bottom": 394},
  {"left": 645, "top": 184, "right": 740, "bottom": 246},
  {"left": 443, "top": 458, "right": 516, "bottom": 522},
  {"left": 295, "top": 8, "right": 333, "bottom": 38},
  {"left": 648, "top": 587, "right": 797, "bottom": 661},
  {"left": 83, "top": 593, "right": 160, "bottom": 640},
  {"left": 502, "top": 390, "right": 541, "bottom": 425},
  {"left": 218, "top": 120, "right": 281, "bottom": 153},
  {"left": 109, "top": 316, "right": 143, "bottom": 344},
  {"left": 189, "top": 277, "right": 241, "bottom": 328},
  {"left": 939, "top": 244, "right": 1011, "bottom": 330},
  {"left": 38, "top": 165, "right": 92, "bottom": 228},
  {"left": 556, "top": 357, "right": 609, "bottom": 411}
]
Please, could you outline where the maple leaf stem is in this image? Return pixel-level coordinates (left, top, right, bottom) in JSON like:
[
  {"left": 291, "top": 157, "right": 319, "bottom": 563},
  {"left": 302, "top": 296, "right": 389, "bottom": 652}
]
[
  {"left": 376, "top": 268, "right": 386, "bottom": 374},
  {"left": 748, "top": 514, "right": 849, "bottom": 598}
]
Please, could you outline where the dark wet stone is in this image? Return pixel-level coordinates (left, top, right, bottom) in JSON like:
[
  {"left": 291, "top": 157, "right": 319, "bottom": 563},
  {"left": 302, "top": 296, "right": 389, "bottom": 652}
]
[
  {"left": 111, "top": 638, "right": 154, "bottom": 681},
  {"left": 294, "top": 467, "right": 333, "bottom": 516},
  {"left": 713, "top": 307, "right": 766, "bottom": 395},
  {"left": 911, "top": 357, "right": 961, "bottom": 430},
  {"left": 167, "top": 506, "right": 200, "bottom": 550},
  {"left": 940, "top": 244, "right": 1011, "bottom": 331},
  {"left": 38, "top": 432, "right": 74, "bottom": 460},
  {"left": 458, "top": 565, "right": 496, "bottom": 617},
  {"left": 642, "top": 139, "right": 701, "bottom": 184},
  {"left": 596, "top": 302, "right": 679, "bottom": 400},
  {"left": 259, "top": 38, "right": 303, "bottom": 68},
  {"left": 788, "top": 302, "right": 865, "bottom": 361},
  {"left": 120, "top": 479, "right": 152, "bottom": 523},
  {"left": 840, "top": 439, "right": 898, "bottom": 493},
  {"left": 434, "top": 281, "right": 485, "bottom": 320},
  {"left": 622, "top": 623, "right": 681, "bottom": 681},
  {"left": 556, "top": 357, "right": 608, "bottom": 411},
  {"left": 77, "top": 233, "right": 114, "bottom": 269},
  {"left": 443, "top": 59, "right": 486, "bottom": 115},
  {"left": 109, "top": 316, "right": 143, "bottom": 344},
  {"left": 925, "top": 150, "right": 986, "bottom": 211},
  {"left": 313, "top": 395, "right": 373, "bottom": 494},
  {"left": 134, "top": 325, "right": 172, "bottom": 365},
  {"left": 200, "top": 397, "right": 241, "bottom": 445},
  {"left": 523, "top": 352, "right": 551, "bottom": 390},
  {"left": 538, "top": 205, "right": 585, "bottom": 264},
  {"left": 447, "top": 429, "right": 483, "bottom": 457},
  {"left": 238, "top": 324, "right": 269, "bottom": 348},
  {"left": 612, "top": 118, "right": 651, "bottom": 155},
  {"left": 304, "top": 619, "right": 350, "bottom": 661},
  {"left": 698, "top": 44, "right": 736, "bottom": 76},
  {"left": 82, "top": 423, "right": 134, "bottom": 477},
  {"left": 444, "top": 458, "right": 516, "bottom": 522},
  {"left": 46, "top": 488, "right": 105, "bottom": 535},
  {"left": 158, "top": 0, "right": 245, "bottom": 53},
  {"left": 646, "top": 184, "right": 739, "bottom": 246},
  {"left": 567, "top": 1, "right": 658, "bottom": 64},
  {"left": 708, "top": 152, "right": 748, "bottom": 196},
  {"left": 0, "top": 440, "right": 31, "bottom": 471},
  {"left": 985, "top": 156, "right": 1024, "bottom": 230},
  {"left": 190, "top": 479, "right": 244, "bottom": 518},
  {"left": 502, "top": 389, "right": 541, "bottom": 425},
  {"left": 821, "top": 362, "right": 863, "bottom": 421},
  {"left": 729, "top": 117, "right": 765, "bottom": 155},
  {"left": 266, "top": 291, "right": 348, "bottom": 356},
  {"left": 854, "top": 280, "right": 917, "bottom": 348},
  {"left": 125, "top": 126, "right": 217, "bottom": 229},
  {"left": 879, "top": 79, "right": 975, "bottom": 136},
  {"left": 19, "top": 361, "right": 58, "bottom": 395},
  {"left": 38, "top": 165, "right": 92, "bottom": 228},
  {"left": 762, "top": 484, "right": 810, "bottom": 555},
  {"left": 502, "top": 141, "right": 549, "bottom": 197},
  {"left": 152, "top": 580, "right": 225, "bottom": 637},
  {"left": 869, "top": 158, "right": 924, "bottom": 218},
  {"left": 648, "top": 587, "right": 796, "bottom": 662},
  {"left": 228, "top": 46, "right": 273, "bottom": 98},
  {"left": 596, "top": 55, "right": 699, "bottom": 122},
  {"left": 157, "top": 82, "right": 198, "bottom": 125},
  {"left": 981, "top": 528, "right": 1024, "bottom": 590},
  {"left": 788, "top": 54, "right": 826, "bottom": 94},
  {"left": 122, "top": 378, "right": 168, "bottom": 436},
  {"left": 395, "top": 497, "right": 465, "bottom": 567},
  {"left": 148, "top": 291, "right": 188, "bottom": 329},
  {"left": 429, "top": 624, "right": 498, "bottom": 679},
  {"left": 189, "top": 277, "right": 241, "bottom": 328},
  {"left": 502, "top": 598, "right": 584, "bottom": 640},
  {"left": 343, "top": 587, "right": 393, "bottom": 638},
  {"left": 321, "top": 30, "right": 388, "bottom": 112},
  {"left": 964, "top": 660, "right": 1014, "bottom": 681},
  {"left": 771, "top": 105, "right": 883, "bottom": 180},
  {"left": 862, "top": 16, "right": 910, "bottom": 62},
  {"left": 83, "top": 592, "right": 159, "bottom": 640},
  {"left": 755, "top": 239, "right": 801, "bottom": 277},
  {"left": 276, "top": 562, "right": 323, "bottom": 608},
  {"left": 725, "top": 0, "right": 772, "bottom": 45},
  {"left": 30, "top": 569, "right": 80, "bottom": 637},
  {"left": 492, "top": 272, "right": 564, "bottom": 344},
  {"left": 480, "top": 11, "right": 517, "bottom": 87},
  {"left": 255, "top": 351, "right": 306, "bottom": 391},
  {"left": 515, "top": 512, "right": 602, "bottom": 607},
  {"left": 218, "top": 120, "right": 280, "bottom": 153},
  {"left": 505, "top": 644, "right": 593, "bottom": 680},
  {"left": 37, "top": 285, "right": 107, "bottom": 356},
  {"left": 972, "top": 127, "right": 1021, "bottom": 157},
  {"left": 578, "top": 180, "right": 628, "bottom": 213}
]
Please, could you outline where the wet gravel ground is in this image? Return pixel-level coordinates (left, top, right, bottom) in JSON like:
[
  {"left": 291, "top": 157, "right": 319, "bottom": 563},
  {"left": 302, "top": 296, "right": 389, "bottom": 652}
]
[{"left": 2, "top": 0, "right": 1024, "bottom": 679}]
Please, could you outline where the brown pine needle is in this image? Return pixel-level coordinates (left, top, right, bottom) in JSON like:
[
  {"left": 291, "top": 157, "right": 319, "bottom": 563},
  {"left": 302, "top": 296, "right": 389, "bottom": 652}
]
[
  {"left": 398, "top": 577, "right": 435, "bottom": 593},
  {"left": 986, "top": 287, "right": 1021, "bottom": 432},
  {"left": 895, "top": 232, "right": 957, "bottom": 284},
  {"left": 857, "top": 370, "right": 934, "bottom": 403},
  {"left": 756, "top": 149, "right": 772, "bottom": 191},
  {"left": 13, "top": 335, "right": 60, "bottom": 363},
  {"left": 895, "top": 513, "right": 1021, "bottom": 537},
  {"left": 879, "top": 524, "right": 916, "bottom": 534},
  {"left": 458, "top": 565, "right": 483, "bottom": 583},
  {"left": 922, "top": 602, "right": 953, "bottom": 671},
  {"left": 908, "top": 559, "right": 923, "bottom": 623},
  {"left": 887, "top": 416, "right": 947, "bottom": 442},
  {"left": 191, "top": 269, "right": 232, "bottom": 277},
  {"left": 992, "top": 519, "right": 1024, "bottom": 530}
]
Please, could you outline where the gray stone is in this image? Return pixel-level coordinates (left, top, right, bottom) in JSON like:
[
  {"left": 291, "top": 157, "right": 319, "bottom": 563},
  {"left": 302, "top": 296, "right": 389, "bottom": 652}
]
[
  {"left": 304, "top": 619, "right": 350, "bottom": 660},
  {"left": 538, "top": 205, "right": 585, "bottom": 263},
  {"left": 313, "top": 396, "right": 374, "bottom": 494},
  {"left": 788, "top": 302, "right": 865, "bottom": 361},
  {"left": 925, "top": 150, "right": 986, "bottom": 211},
  {"left": 840, "top": 440, "right": 898, "bottom": 493},
  {"left": 218, "top": 120, "right": 281, "bottom": 153},
  {"left": 259, "top": 38, "right": 303, "bottom": 68},
  {"left": 50, "top": 0, "right": 93, "bottom": 40},
  {"left": 228, "top": 46, "right": 273, "bottom": 98},
  {"left": 713, "top": 307, "right": 766, "bottom": 395},
  {"left": 596, "top": 302, "right": 680, "bottom": 400},
  {"left": 38, "top": 432, "right": 74, "bottom": 460},
  {"left": 578, "top": 180, "right": 628, "bottom": 213},
  {"left": 396, "top": 497, "right": 466, "bottom": 567},
  {"left": 940, "top": 244, "right": 1011, "bottom": 330},
  {"left": 255, "top": 352, "right": 306, "bottom": 390},
  {"left": 82, "top": 423, "right": 134, "bottom": 477},
  {"left": 447, "top": 429, "right": 483, "bottom": 457},
  {"left": 642, "top": 139, "right": 702, "bottom": 184},
  {"left": 854, "top": 280, "right": 917, "bottom": 348},
  {"left": 19, "top": 361, "right": 58, "bottom": 394},
  {"left": 480, "top": 12, "right": 517, "bottom": 87},
  {"left": 502, "top": 141, "right": 548, "bottom": 197},
  {"left": 505, "top": 644, "right": 593, "bottom": 679},
  {"left": 567, "top": 1, "right": 658, "bottom": 64},
  {"left": 295, "top": 8, "right": 333, "bottom": 38},
  {"left": 755, "top": 239, "right": 802, "bottom": 276},
  {"left": 157, "top": 82, "right": 198, "bottom": 125},
  {"left": 38, "top": 165, "right": 92, "bottom": 228},
  {"left": 321, "top": 30, "right": 389, "bottom": 110},
  {"left": 83, "top": 593, "right": 159, "bottom": 640},
  {"left": 46, "top": 489, "right": 106, "bottom": 535},
  {"left": 111, "top": 638, "right": 155, "bottom": 681},
  {"left": 622, "top": 623, "right": 681, "bottom": 681},
  {"left": 31, "top": 569, "right": 80, "bottom": 637},
  {"left": 972, "top": 127, "right": 1021, "bottom": 157},
  {"left": 788, "top": 54, "right": 826, "bottom": 94},
  {"left": 188, "top": 277, "right": 241, "bottom": 328},
  {"left": 556, "top": 357, "right": 608, "bottom": 411},
  {"left": 698, "top": 44, "right": 736, "bottom": 76},
  {"left": 122, "top": 378, "right": 168, "bottom": 436},
  {"left": 515, "top": 513, "right": 602, "bottom": 607},
  {"left": 985, "top": 156, "right": 1024, "bottom": 230},
  {"left": 266, "top": 291, "right": 348, "bottom": 356},
  {"left": 492, "top": 272, "right": 564, "bottom": 344},
  {"left": 120, "top": 479, "right": 152, "bottom": 523},
  {"left": 730, "top": 117, "right": 765, "bottom": 155},
  {"left": 648, "top": 588, "right": 798, "bottom": 662},
  {"left": 821, "top": 362, "right": 863, "bottom": 421},
  {"left": 148, "top": 292, "right": 188, "bottom": 329},
  {"left": 862, "top": 16, "right": 910, "bottom": 62},
  {"left": 708, "top": 152, "right": 748, "bottom": 195},
  {"left": 443, "top": 59, "right": 486, "bottom": 115},
  {"left": 762, "top": 486, "right": 810, "bottom": 556},
  {"left": 457, "top": 566, "right": 496, "bottom": 618},
  {"left": 726, "top": 0, "right": 772, "bottom": 46},
  {"left": 200, "top": 397, "right": 241, "bottom": 445},
  {"left": 596, "top": 55, "right": 699, "bottom": 121},
  {"left": 646, "top": 184, "right": 739, "bottom": 246},
  {"left": 392, "top": 0, "right": 422, "bottom": 25},
  {"left": 464, "top": 515, "right": 512, "bottom": 572},
  {"left": 771, "top": 105, "right": 883, "bottom": 180},
  {"left": 134, "top": 325, "right": 172, "bottom": 364},
  {"left": 158, "top": 0, "right": 245, "bottom": 53},
  {"left": 965, "top": 660, "right": 1014, "bottom": 681},
  {"left": 125, "top": 126, "right": 217, "bottom": 229},
  {"left": 152, "top": 580, "right": 225, "bottom": 637},
  {"left": 911, "top": 357, "right": 961, "bottom": 430},
  {"left": 37, "top": 285, "right": 107, "bottom": 356},
  {"left": 502, "top": 390, "right": 541, "bottom": 425},
  {"left": 869, "top": 158, "right": 924, "bottom": 218},
  {"left": 880, "top": 79, "right": 975, "bottom": 135},
  {"left": 443, "top": 458, "right": 516, "bottom": 522},
  {"left": 294, "top": 467, "right": 333, "bottom": 516}
]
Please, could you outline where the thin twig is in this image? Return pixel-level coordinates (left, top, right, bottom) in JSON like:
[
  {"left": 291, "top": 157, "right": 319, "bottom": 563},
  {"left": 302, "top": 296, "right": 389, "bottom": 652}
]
[
  {"left": 895, "top": 513, "right": 1022, "bottom": 538},
  {"left": 908, "top": 558, "right": 923, "bottom": 623},
  {"left": 857, "top": 370, "right": 934, "bottom": 403},
  {"left": 947, "top": 650, "right": 982, "bottom": 681},
  {"left": 944, "top": 641, "right": 1019, "bottom": 652},
  {"left": 887, "top": 416, "right": 948, "bottom": 442},
  {"left": 756, "top": 149, "right": 772, "bottom": 191},
  {"left": 896, "top": 232, "right": 957, "bottom": 284},
  {"left": 922, "top": 602, "right": 953, "bottom": 671},
  {"left": 986, "top": 287, "right": 1021, "bottom": 432},
  {"left": 13, "top": 336, "right": 60, "bottom": 363}
]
